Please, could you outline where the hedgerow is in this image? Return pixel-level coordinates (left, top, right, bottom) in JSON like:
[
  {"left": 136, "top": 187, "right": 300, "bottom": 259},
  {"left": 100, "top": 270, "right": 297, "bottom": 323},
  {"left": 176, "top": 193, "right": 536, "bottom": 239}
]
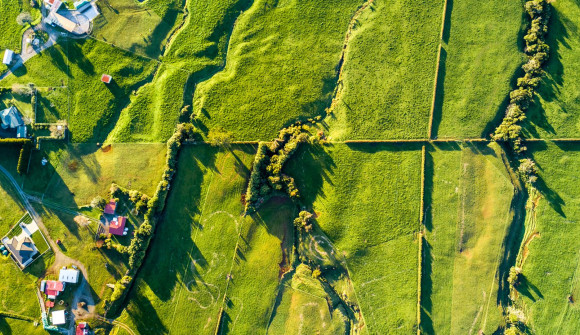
[
  {"left": 244, "top": 123, "right": 310, "bottom": 213},
  {"left": 0, "top": 139, "right": 32, "bottom": 174}
]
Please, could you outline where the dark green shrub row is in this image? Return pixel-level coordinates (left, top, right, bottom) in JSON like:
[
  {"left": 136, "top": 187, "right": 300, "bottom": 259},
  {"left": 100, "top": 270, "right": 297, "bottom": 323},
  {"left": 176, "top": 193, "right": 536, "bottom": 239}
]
[
  {"left": 0, "top": 139, "right": 32, "bottom": 175},
  {"left": 105, "top": 123, "right": 195, "bottom": 317},
  {"left": 493, "top": 0, "right": 551, "bottom": 153},
  {"left": 245, "top": 124, "right": 310, "bottom": 213}
]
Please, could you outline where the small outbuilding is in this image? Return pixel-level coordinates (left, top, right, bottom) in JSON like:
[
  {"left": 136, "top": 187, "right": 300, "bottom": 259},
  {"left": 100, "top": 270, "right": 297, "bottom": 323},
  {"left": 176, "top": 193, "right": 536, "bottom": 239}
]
[
  {"left": 104, "top": 199, "right": 117, "bottom": 214},
  {"left": 101, "top": 74, "right": 112, "bottom": 84},
  {"left": 2, "top": 49, "right": 13, "bottom": 65},
  {"left": 51, "top": 310, "right": 66, "bottom": 325}
]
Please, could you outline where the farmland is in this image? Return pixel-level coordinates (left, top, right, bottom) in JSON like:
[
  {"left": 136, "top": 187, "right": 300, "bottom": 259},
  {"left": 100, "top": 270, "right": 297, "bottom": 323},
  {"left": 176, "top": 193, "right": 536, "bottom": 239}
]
[
  {"left": 434, "top": 0, "right": 525, "bottom": 139},
  {"left": 326, "top": 0, "right": 443, "bottom": 140}
]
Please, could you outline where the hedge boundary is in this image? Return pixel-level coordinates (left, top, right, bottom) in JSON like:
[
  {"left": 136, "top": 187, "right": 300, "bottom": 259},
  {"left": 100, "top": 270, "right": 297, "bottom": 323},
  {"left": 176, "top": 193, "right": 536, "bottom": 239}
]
[
  {"left": 416, "top": 145, "right": 426, "bottom": 334},
  {"left": 0, "top": 139, "right": 33, "bottom": 174}
]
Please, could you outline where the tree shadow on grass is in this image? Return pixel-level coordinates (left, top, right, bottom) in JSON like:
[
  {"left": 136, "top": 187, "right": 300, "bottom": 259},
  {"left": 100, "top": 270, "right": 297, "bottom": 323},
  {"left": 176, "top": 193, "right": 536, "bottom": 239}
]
[
  {"left": 125, "top": 289, "right": 167, "bottom": 335},
  {"left": 419, "top": 237, "right": 434, "bottom": 334},
  {"left": 0, "top": 317, "right": 11, "bottom": 335},
  {"left": 516, "top": 274, "right": 544, "bottom": 302},
  {"left": 430, "top": 47, "right": 447, "bottom": 139}
]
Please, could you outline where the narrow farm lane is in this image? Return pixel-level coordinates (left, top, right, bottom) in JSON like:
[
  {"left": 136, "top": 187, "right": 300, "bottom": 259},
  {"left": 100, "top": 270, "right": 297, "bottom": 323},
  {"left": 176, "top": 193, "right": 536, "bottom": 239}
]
[{"left": 96, "top": 316, "right": 136, "bottom": 335}]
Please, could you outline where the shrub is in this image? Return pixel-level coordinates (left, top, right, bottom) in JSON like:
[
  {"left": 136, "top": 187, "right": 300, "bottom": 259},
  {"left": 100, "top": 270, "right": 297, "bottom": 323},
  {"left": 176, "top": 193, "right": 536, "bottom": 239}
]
[
  {"left": 91, "top": 196, "right": 107, "bottom": 209},
  {"left": 16, "top": 12, "right": 32, "bottom": 26}
]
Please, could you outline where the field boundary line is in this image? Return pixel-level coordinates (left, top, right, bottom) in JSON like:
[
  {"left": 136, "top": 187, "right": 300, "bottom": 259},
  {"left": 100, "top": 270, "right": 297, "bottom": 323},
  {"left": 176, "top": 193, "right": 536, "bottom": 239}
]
[
  {"left": 428, "top": 0, "right": 450, "bottom": 140},
  {"left": 417, "top": 145, "right": 426, "bottom": 334}
]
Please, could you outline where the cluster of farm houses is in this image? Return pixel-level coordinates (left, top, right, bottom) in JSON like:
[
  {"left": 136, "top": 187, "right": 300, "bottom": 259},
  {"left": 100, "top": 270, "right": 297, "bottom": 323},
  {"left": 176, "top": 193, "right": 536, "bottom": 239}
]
[{"left": 0, "top": 199, "right": 127, "bottom": 333}]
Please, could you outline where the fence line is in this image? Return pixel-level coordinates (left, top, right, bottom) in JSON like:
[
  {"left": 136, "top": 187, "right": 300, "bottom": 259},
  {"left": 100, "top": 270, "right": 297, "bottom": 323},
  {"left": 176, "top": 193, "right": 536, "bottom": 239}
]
[{"left": 428, "top": 0, "right": 450, "bottom": 139}]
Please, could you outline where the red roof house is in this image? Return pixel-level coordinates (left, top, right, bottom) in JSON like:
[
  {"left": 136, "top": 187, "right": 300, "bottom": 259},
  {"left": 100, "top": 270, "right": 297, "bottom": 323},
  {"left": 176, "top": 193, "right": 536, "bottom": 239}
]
[
  {"left": 104, "top": 199, "right": 117, "bottom": 215},
  {"left": 109, "top": 216, "right": 126, "bottom": 235},
  {"left": 45, "top": 280, "right": 64, "bottom": 298},
  {"left": 101, "top": 74, "right": 112, "bottom": 84},
  {"left": 76, "top": 322, "right": 89, "bottom": 335}
]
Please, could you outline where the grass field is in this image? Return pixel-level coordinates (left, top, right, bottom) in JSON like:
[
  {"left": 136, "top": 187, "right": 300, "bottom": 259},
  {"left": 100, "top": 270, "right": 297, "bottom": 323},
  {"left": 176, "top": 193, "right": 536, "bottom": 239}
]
[
  {"left": 91, "top": 0, "right": 184, "bottom": 58},
  {"left": 287, "top": 143, "right": 422, "bottom": 333},
  {"left": 118, "top": 145, "right": 256, "bottom": 334},
  {"left": 0, "top": 318, "right": 46, "bottom": 335},
  {"left": 3, "top": 39, "right": 156, "bottom": 142},
  {"left": 523, "top": 0, "right": 580, "bottom": 139},
  {"left": 0, "top": 90, "right": 34, "bottom": 123},
  {"left": 193, "top": 0, "right": 362, "bottom": 140},
  {"left": 0, "top": 0, "right": 39, "bottom": 54},
  {"left": 434, "top": 0, "right": 525, "bottom": 139},
  {"left": 421, "top": 143, "right": 513, "bottom": 334},
  {"left": 519, "top": 142, "right": 580, "bottom": 332},
  {"left": 7, "top": 143, "right": 167, "bottom": 209},
  {"left": 326, "top": 0, "right": 443, "bottom": 140}
]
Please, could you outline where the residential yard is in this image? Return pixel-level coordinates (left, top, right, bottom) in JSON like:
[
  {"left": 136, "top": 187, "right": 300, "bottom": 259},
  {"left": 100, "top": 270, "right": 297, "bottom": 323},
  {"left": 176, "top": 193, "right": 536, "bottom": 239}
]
[
  {"left": 193, "top": 0, "right": 362, "bottom": 141},
  {"left": 91, "top": 0, "right": 184, "bottom": 59},
  {"left": 421, "top": 143, "right": 512, "bottom": 334},
  {"left": 118, "top": 145, "right": 256, "bottom": 335},
  {"left": 287, "top": 143, "right": 422, "bottom": 333},
  {"left": 0, "top": 89, "right": 34, "bottom": 123},
  {"left": 434, "top": 0, "right": 525, "bottom": 139},
  {"left": 523, "top": 0, "right": 580, "bottom": 139},
  {"left": 326, "top": 0, "right": 443, "bottom": 140},
  {"left": 521, "top": 142, "right": 580, "bottom": 332}
]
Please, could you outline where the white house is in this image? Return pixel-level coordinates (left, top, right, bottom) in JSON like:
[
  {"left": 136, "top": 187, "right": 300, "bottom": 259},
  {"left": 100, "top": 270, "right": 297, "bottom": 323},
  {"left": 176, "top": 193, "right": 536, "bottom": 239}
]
[
  {"left": 59, "top": 268, "right": 80, "bottom": 284},
  {"left": 2, "top": 49, "right": 13, "bottom": 65}
]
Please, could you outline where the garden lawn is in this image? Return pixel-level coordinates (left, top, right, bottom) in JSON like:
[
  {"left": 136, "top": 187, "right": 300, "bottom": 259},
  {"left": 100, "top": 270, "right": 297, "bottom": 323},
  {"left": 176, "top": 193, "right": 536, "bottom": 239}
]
[
  {"left": 287, "top": 143, "right": 422, "bottom": 333},
  {"left": 434, "top": 0, "right": 525, "bottom": 139},
  {"left": 118, "top": 144, "right": 256, "bottom": 335},
  {"left": 521, "top": 142, "right": 580, "bottom": 332},
  {"left": 0, "top": 90, "right": 34, "bottom": 123},
  {"left": 91, "top": 0, "right": 183, "bottom": 59},
  {"left": 3, "top": 39, "right": 156, "bottom": 142},
  {"left": 3, "top": 143, "right": 166, "bottom": 210},
  {"left": 327, "top": 0, "right": 443, "bottom": 140},
  {"left": 523, "top": 0, "right": 580, "bottom": 139},
  {"left": 193, "top": 0, "right": 362, "bottom": 140},
  {"left": 33, "top": 204, "right": 129, "bottom": 313},
  {"left": 0, "top": 318, "right": 45, "bottom": 335},
  {"left": 421, "top": 143, "right": 513, "bottom": 334}
]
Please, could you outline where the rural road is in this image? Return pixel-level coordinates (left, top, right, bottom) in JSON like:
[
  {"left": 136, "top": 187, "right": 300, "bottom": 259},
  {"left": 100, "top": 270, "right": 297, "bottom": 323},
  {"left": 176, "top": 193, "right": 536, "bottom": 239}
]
[{"left": 97, "top": 316, "right": 136, "bottom": 335}]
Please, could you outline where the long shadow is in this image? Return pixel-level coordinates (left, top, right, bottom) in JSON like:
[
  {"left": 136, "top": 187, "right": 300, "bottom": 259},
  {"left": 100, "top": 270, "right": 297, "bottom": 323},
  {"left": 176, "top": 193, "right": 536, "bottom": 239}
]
[
  {"left": 521, "top": 8, "right": 568, "bottom": 138},
  {"left": 0, "top": 317, "right": 11, "bottom": 335},
  {"left": 345, "top": 141, "right": 424, "bottom": 153},
  {"left": 419, "top": 237, "right": 434, "bottom": 334},
  {"left": 65, "top": 40, "right": 95, "bottom": 76},
  {"left": 430, "top": 47, "right": 447, "bottom": 139},
  {"left": 125, "top": 289, "right": 167, "bottom": 335},
  {"left": 516, "top": 274, "right": 544, "bottom": 302},
  {"left": 481, "top": 7, "right": 529, "bottom": 138},
  {"left": 441, "top": 0, "right": 453, "bottom": 44},
  {"left": 423, "top": 146, "right": 435, "bottom": 232}
]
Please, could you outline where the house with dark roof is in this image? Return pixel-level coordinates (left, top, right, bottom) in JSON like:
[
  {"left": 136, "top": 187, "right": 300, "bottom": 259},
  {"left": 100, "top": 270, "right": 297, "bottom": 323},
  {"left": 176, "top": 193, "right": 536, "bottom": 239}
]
[
  {"left": 0, "top": 106, "right": 26, "bottom": 138},
  {"left": 4, "top": 235, "right": 38, "bottom": 267}
]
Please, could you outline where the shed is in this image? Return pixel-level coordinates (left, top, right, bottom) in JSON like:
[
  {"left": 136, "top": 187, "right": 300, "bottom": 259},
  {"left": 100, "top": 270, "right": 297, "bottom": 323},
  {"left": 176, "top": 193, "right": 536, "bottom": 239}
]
[
  {"left": 2, "top": 49, "right": 13, "bottom": 65},
  {"left": 59, "top": 268, "right": 80, "bottom": 284},
  {"left": 51, "top": 310, "right": 66, "bottom": 325},
  {"left": 101, "top": 74, "right": 112, "bottom": 84}
]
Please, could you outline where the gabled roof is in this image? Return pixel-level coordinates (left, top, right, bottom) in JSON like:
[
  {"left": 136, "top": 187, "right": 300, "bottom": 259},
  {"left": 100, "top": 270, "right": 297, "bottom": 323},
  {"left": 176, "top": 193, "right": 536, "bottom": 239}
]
[
  {"left": 5, "top": 235, "right": 37, "bottom": 266},
  {"left": 2, "top": 49, "right": 13, "bottom": 65},
  {"left": 45, "top": 280, "right": 64, "bottom": 292},
  {"left": 1, "top": 106, "right": 24, "bottom": 129},
  {"left": 109, "top": 216, "right": 126, "bottom": 235},
  {"left": 59, "top": 268, "right": 79, "bottom": 283},
  {"left": 104, "top": 200, "right": 117, "bottom": 214}
]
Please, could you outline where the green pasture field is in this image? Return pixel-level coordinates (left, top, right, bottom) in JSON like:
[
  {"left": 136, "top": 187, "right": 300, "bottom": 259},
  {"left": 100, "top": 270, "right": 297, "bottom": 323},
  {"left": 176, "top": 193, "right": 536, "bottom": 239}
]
[
  {"left": 523, "top": 0, "right": 580, "bottom": 139},
  {"left": 2, "top": 39, "right": 156, "bottom": 142},
  {"left": 421, "top": 143, "right": 512, "bottom": 334},
  {"left": 193, "top": 0, "right": 362, "bottom": 140},
  {"left": 268, "top": 264, "right": 346, "bottom": 335},
  {"left": 91, "top": 0, "right": 184, "bottom": 58},
  {"left": 434, "top": 0, "right": 525, "bottom": 139},
  {"left": 0, "top": 318, "right": 45, "bottom": 335},
  {"left": 0, "top": 173, "right": 25, "bottom": 233},
  {"left": 326, "top": 0, "right": 443, "bottom": 140},
  {"left": 33, "top": 203, "right": 129, "bottom": 313},
  {"left": 35, "top": 87, "right": 69, "bottom": 123},
  {"left": 118, "top": 144, "right": 256, "bottom": 335},
  {"left": 8, "top": 143, "right": 167, "bottom": 209},
  {"left": 520, "top": 142, "right": 580, "bottom": 332},
  {"left": 287, "top": 143, "right": 422, "bottom": 333},
  {"left": 222, "top": 197, "right": 296, "bottom": 334}
]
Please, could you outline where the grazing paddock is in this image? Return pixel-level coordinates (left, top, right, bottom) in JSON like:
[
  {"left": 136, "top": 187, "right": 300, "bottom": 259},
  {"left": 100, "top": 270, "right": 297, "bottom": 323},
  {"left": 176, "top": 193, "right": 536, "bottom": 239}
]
[
  {"left": 434, "top": 0, "right": 525, "bottom": 139},
  {"left": 523, "top": 0, "right": 580, "bottom": 139},
  {"left": 118, "top": 144, "right": 256, "bottom": 335},
  {"left": 193, "top": 0, "right": 362, "bottom": 140},
  {"left": 521, "top": 142, "right": 580, "bottom": 332},
  {"left": 18, "top": 143, "right": 167, "bottom": 208},
  {"left": 91, "top": 0, "right": 183, "bottom": 59},
  {"left": 327, "top": 0, "right": 443, "bottom": 140},
  {"left": 0, "top": 318, "right": 45, "bottom": 335},
  {"left": 421, "top": 142, "right": 512, "bottom": 334},
  {"left": 287, "top": 143, "right": 422, "bottom": 333}
]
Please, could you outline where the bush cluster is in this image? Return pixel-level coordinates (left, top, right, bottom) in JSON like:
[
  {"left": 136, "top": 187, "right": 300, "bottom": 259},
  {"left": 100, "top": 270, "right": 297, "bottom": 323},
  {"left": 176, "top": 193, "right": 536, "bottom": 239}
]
[
  {"left": 493, "top": 0, "right": 551, "bottom": 153},
  {"left": 245, "top": 124, "right": 309, "bottom": 213}
]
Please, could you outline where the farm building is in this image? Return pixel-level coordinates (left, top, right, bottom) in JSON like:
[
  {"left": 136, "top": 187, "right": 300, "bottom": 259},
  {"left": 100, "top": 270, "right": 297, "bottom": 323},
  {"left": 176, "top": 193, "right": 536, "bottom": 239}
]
[
  {"left": 59, "top": 268, "right": 80, "bottom": 283},
  {"left": 104, "top": 199, "right": 117, "bottom": 214},
  {"left": 2, "top": 49, "right": 13, "bottom": 65},
  {"left": 51, "top": 310, "right": 66, "bottom": 325},
  {"left": 3, "top": 235, "right": 38, "bottom": 267},
  {"left": 101, "top": 74, "right": 112, "bottom": 84}
]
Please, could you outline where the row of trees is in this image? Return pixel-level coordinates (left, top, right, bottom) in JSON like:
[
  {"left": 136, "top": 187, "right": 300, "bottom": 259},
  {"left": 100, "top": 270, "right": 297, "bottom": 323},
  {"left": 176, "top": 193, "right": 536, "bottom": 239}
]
[
  {"left": 245, "top": 123, "right": 310, "bottom": 213},
  {"left": 493, "top": 0, "right": 551, "bottom": 154}
]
